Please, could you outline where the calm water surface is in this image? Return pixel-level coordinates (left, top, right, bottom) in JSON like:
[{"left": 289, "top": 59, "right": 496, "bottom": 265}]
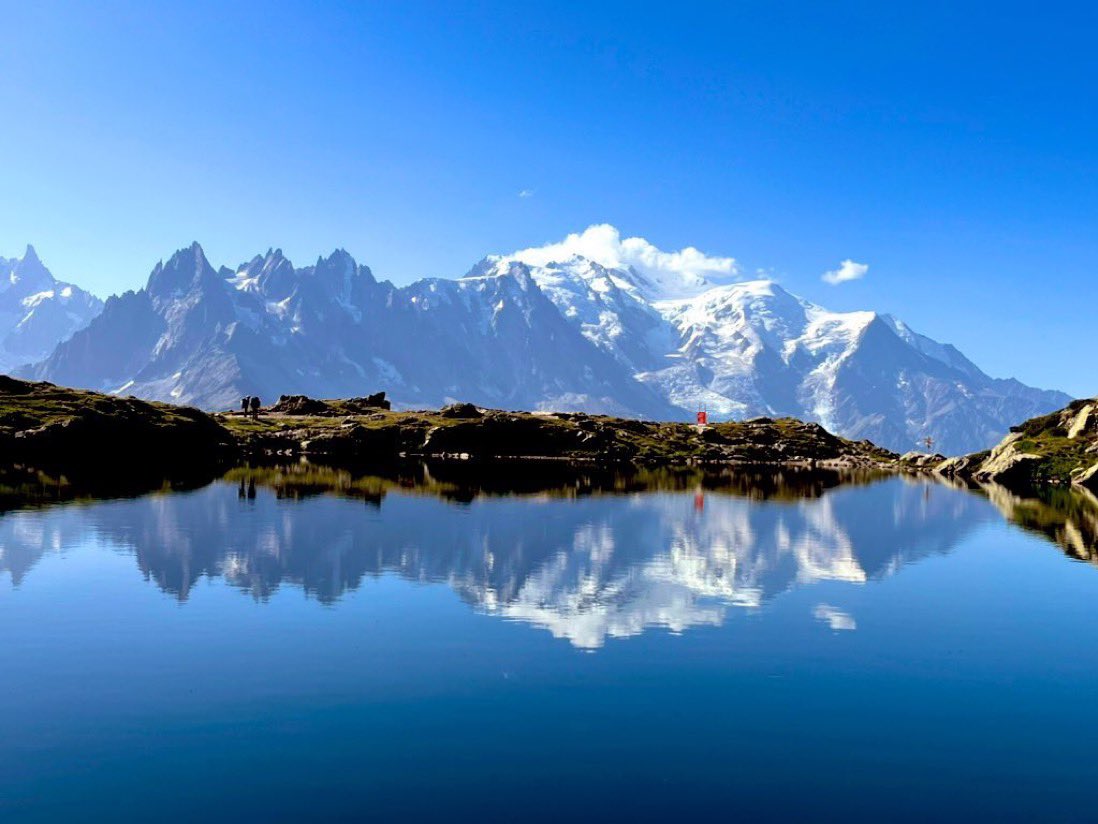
[{"left": 2, "top": 465, "right": 1098, "bottom": 822}]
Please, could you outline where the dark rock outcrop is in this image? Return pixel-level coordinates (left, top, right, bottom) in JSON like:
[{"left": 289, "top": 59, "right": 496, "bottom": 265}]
[
  {"left": 342, "top": 392, "right": 391, "bottom": 412},
  {"left": 270, "top": 395, "right": 330, "bottom": 415},
  {"left": 439, "top": 402, "right": 482, "bottom": 419},
  {"left": 269, "top": 392, "right": 391, "bottom": 416},
  {"left": 0, "top": 377, "right": 234, "bottom": 470}
]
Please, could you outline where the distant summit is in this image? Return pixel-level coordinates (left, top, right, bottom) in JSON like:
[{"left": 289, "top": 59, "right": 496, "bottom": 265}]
[
  {"left": 0, "top": 246, "right": 102, "bottom": 372},
  {"left": 17, "top": 228, "right": 1072, "bottom": 453}
]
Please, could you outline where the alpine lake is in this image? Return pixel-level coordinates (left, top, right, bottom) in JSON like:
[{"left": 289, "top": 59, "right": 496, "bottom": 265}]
[{"left": 2, "top": 460, "right": 1098, "bottom": 822}]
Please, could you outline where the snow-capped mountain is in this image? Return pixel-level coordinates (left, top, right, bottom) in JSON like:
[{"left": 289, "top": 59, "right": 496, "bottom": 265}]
[
  {"left": 0, "top": 246, "right": 102, "bottom": 372},
  {"left": 26, "top": 242, "right": 674, "bottom": 416},
  {"left": 478, "top": 230, "right": 1070, "bottom": 454},
  {"left": 19, "top": 227, "right": 1070, "bottom": 453},
  {"left": 641, "top": 282, "right": 1070, "bottom": 455}
]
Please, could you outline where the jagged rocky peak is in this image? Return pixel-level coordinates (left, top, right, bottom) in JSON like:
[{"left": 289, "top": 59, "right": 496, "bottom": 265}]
[
  {"left": 231, "top": 247, "right": 296, "bottom": 298},
  {"left": 4, "top": 244, "right": 54, "bottom": 292},
  {"left": 147, "top": 242, "right": 217, "bottom": 299},
  {"left": 308, "top": 248, "right": 377, "bottom": 299},
  {"left": 17, "top": 242, "right": 43, "bottom": 268},
  {"left": 314, "top": 247, "right": 356, "bottom": 269},
  {"left": 228, "top": 247, "right": 377, "bottom": 303},
  {"left": 248, "top": 247, "right": 291, "bottom": 273}
]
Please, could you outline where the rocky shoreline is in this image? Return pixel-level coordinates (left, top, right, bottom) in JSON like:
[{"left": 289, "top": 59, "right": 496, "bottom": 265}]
[
  {"left": 4, "top": 378, "right": 1095, "bottom": 496},
  {"left": 1, "top": 379, "right": 898, "bottom": 472},
  {"left": 219, "top": 394, "right": 898, "bottom": 468}
]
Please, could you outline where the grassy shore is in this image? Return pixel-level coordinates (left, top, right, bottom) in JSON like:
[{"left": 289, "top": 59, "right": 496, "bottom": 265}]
[{"left": 1, "top": 377, "right": 898, "bottom": 470}]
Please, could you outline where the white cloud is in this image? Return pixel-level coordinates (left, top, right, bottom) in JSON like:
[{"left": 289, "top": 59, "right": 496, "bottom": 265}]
[
  {"left": 506, "top": 224, "right": 740, "bottom": 298},
  {"left": 518, "top": 189, "right": 534, "bottom": 198},
  {"left": 822, "top": 259, "right": 869, "bottom": 285},
  {"left": 813, "top": 603, "right": 856, "bottom": 631}
]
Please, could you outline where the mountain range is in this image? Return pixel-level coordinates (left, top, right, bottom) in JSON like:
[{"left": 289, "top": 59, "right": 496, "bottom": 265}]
[{"left": 6, "top": 229, "right": 1072, "bottom": 453}]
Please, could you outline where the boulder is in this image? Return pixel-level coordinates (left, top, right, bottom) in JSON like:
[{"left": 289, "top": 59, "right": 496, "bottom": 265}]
[
  {"left": 1067, "top": 402, "right": 1096, "bottom": 439},
  {"left": 900, "top": 451, "right": 946, "bottom": 468},
  {"left": 973, "top": 434, "right": 1043, "bottom": 485},
  {"left": 269, "top": 392, "right": 391, "bottom": 415},
  {"left": 439, "top": 402, "right": 483, "bottom": 419},
  {"left": 343, "top": 392, "right": 391, "bottom": 412},
  {"left": 270, "top": 395, "right": 330, "bottom": 415},
  {"left": 700, "top": 427, "right": 728, "bottom": 444},
  {"left": 935, "top": 455, "right": 977, "bottom": 476}
]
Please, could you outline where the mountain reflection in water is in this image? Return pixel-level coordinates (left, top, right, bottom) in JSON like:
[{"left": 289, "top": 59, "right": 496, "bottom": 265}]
[{"left": 1, "top": 462, "right": 1095, "bottom": 648}]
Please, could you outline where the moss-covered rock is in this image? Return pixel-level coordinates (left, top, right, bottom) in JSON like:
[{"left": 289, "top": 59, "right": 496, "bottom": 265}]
[{"left": 958, "top": 398, "right": 1098, "bottom": 488}]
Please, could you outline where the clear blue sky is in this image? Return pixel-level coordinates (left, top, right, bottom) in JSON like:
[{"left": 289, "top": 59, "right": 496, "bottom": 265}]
[{"left": 1, "top": 1, "right": 1094, "bottom": 395}]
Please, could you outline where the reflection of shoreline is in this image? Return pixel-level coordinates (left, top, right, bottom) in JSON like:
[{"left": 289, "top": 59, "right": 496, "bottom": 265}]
[
  {"left": 1, "top": 460, "right": 890, "bottom": 513},
  {"left": 0, "top": 464, "right": 219, "bottom": 514},
  {"left": 981, "top": 483, "right": 1098, "bottom": 565},
  {"left": 220, "top": 460, "right": 891, "bottom": 505},
  {"left": 0, "top": 469, "right": 1001, "bottom": 648}
]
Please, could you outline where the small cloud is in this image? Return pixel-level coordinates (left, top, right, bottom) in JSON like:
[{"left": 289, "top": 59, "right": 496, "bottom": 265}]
[
  {"left": 813, "top": 603, "right": 856, "bottom": 631},
  {"left": 517, "top": 189, "right": 534, "bottom": 199},
  {"left": 822, "top": 259, "right": 869, "bottom": 285}
]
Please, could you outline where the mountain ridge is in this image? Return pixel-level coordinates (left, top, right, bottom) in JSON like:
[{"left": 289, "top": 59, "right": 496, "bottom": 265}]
[{"left": 12, "top": 233, "right": 1072, "bottom": 454}]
